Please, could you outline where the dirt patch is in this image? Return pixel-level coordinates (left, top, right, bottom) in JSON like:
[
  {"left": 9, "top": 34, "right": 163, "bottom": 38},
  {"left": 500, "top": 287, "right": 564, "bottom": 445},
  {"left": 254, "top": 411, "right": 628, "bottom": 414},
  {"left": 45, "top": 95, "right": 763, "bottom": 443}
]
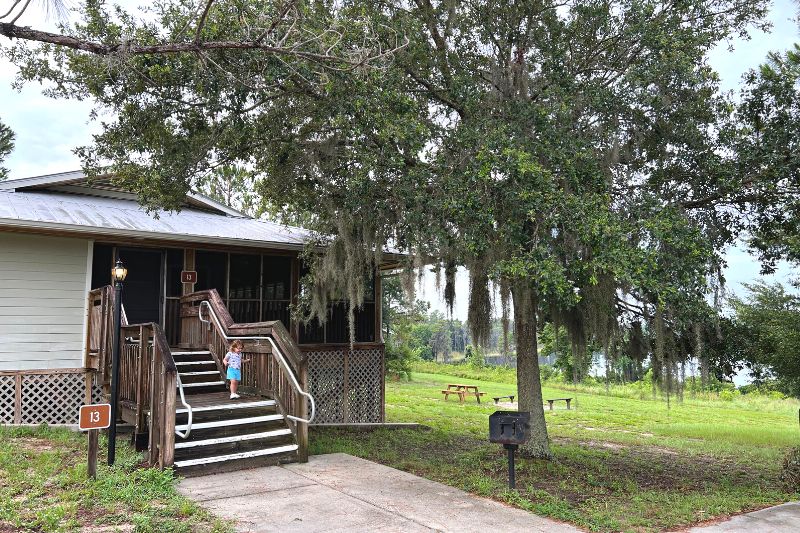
[
  {"left": 14, "top": 437, "right": 58, "bottom": 451},
  {"left": 551, "top": 437, "right": 771, "bottom": 492}
]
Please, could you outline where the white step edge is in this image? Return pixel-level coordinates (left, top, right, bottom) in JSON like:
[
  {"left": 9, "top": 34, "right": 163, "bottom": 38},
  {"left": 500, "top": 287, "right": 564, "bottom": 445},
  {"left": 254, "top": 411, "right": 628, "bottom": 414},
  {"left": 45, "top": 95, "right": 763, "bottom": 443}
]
[
  {"left": 175, "top": 414, "right": 284, "bottom": 431},
  {"left": 179, "top": 370, "right": 220, "bottom": 376},
  {"left": 173, "top": 444, "right": 299, "bottom": 468},
  {"left": 176, "top": 399, "right": 276, "bottom": 414},
  {"left": 179, "top": 381, "right": 225, "bottom": 388},
  {"left": 172, "top": 351, "right": 212, "bottom": 355},
  {"left": 175, "top": 360, "right": 216, "bottom": 366},
  {"left": 175, "top": 429, "right": 292, "bottom": 449}
]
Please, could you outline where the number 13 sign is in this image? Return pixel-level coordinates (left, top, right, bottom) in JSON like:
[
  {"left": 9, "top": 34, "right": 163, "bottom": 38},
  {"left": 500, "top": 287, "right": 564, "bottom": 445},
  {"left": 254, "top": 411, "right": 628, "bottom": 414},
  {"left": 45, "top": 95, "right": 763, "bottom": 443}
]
[{"left": 79, "top": 404, "right": 111, "bottom": 431}]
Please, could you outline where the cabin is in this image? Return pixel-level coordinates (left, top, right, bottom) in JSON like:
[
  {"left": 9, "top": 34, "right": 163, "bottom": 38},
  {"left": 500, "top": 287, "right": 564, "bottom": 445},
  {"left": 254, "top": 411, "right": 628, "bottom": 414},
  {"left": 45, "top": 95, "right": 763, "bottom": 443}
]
[{"left": 0, "top": 171, "right": 390, "bottom": 473}]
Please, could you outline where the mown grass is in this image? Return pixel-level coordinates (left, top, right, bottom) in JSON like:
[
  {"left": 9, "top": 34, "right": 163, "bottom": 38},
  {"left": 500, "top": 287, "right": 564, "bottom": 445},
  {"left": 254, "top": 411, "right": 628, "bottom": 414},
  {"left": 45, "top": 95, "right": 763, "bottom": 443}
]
[
  {"left": 0, "top": 425, "right": 230, "bottom": 533},
  {"left": 312, "top": 364, "right": 800, "bottom": 532}
]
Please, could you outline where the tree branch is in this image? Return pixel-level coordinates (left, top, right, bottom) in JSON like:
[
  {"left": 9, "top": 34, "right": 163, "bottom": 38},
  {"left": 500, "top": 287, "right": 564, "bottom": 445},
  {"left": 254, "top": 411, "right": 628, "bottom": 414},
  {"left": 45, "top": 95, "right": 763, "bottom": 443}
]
[
  {"left": 194, "top": 0, "right": 216, "bottom": 43},
  {"left": 0, "top": 22, "right": 363, "bottom": 65}
]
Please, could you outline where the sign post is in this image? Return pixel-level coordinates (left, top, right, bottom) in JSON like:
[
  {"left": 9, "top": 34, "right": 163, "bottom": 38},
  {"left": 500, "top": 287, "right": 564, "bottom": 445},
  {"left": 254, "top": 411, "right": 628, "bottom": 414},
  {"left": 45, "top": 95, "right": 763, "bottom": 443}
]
[{"left": 79, "top": 403, "right": 111, "bottom": 479}]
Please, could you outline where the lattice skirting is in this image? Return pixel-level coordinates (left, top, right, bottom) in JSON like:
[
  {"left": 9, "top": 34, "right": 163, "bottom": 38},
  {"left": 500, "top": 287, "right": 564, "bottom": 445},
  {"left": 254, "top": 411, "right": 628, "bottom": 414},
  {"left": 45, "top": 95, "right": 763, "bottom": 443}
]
[
  {"left": 0, "top": 369, "right": 102, "bottom": 425},
  {"left": 306, "top": 348, "right": 384, "bottom": 424}
]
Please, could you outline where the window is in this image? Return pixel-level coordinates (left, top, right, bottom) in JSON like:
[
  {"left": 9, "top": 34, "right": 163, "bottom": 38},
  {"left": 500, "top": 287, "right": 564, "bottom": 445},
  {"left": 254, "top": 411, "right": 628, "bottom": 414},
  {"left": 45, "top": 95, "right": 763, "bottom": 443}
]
[
  {"left": 298, "top": 266, "right": 375, "bottom": 344},
  {"left": 229, "top": 253, "right": 261, "bottom": 323},
  {"left": 165, "top": 249, "right": 184, "bottom": 297},
  {"left": 90, "top": 244, "right": 113, "bottom": 289},
  {"left": 195, "top": 250, "right": 228, "bottom": 297},
  {"left": 262, "top": 256, "right": 291, "bottom": 325}
]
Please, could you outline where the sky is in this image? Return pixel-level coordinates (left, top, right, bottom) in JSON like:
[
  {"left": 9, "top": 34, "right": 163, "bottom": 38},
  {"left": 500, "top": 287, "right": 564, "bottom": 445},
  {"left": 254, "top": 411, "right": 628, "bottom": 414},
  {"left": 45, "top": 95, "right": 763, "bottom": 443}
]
[{"left": 1, "top": 0, "right": 799, "bottom": 322}]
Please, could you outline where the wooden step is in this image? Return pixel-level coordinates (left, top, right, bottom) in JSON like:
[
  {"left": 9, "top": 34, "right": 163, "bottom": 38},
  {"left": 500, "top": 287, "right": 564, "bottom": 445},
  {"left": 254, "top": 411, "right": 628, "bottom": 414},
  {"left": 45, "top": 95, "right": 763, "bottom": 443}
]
[
  {"left": 172, "top": 351, "right": 211, "bottom": 355},
  {"left": 173, "top": 444, "right": 299, "bottom": 468},
  {"left": 175, "top": 399, "right": 275, "bottom": 414},
  {"left": 179, "top": 380, "right": 225, "bottom": 388},
  {"left": 175, "top": 360, "right": 216, "bottom": 366},
  {"left": 175, "top": 414, "right": 283, "bottom": 432},
  {"left": 175, "top": 429, "right": 292, "bottom": 449}
]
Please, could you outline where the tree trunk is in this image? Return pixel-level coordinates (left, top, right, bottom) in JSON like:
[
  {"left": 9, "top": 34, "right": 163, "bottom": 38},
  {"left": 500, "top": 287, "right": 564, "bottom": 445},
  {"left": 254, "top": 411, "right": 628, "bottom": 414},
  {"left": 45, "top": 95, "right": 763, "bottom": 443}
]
[{"left": 512, "top": 284, "right": 552, "bottom": 459}]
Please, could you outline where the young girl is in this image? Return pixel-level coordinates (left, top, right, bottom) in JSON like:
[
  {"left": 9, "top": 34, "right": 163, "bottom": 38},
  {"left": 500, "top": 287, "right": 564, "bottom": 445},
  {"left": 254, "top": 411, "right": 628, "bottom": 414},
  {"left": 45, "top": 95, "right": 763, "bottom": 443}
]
[{"left": 223, "top": 340, "right": 249, "bottom": 399}]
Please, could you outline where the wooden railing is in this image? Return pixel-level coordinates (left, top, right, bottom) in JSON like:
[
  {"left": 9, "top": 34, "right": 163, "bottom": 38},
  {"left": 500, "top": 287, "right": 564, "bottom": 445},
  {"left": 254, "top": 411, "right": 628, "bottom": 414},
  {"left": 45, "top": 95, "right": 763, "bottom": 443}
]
[
  {"left": 118, "top": 322, "right": 177, "bottom": 468},
  {"left": 180, "top": 290, "right": 310, "bottom": 461},
  {"left": 85, "top": 286, "right": 177, "bottom": 469},
  {"left": 85, "top": 286, "right": 114, "bottom": 389}
]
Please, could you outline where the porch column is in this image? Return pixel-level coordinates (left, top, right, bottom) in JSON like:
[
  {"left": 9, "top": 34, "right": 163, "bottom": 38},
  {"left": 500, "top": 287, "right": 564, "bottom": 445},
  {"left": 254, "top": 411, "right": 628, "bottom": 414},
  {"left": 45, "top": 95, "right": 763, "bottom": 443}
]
[{"left": 183, "top": 249, "right": 195, "bottom": 295}]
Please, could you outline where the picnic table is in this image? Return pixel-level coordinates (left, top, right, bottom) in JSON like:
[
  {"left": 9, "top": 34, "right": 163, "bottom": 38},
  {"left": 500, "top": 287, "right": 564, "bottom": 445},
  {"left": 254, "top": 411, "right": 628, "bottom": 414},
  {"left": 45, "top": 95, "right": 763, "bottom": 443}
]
[{"left": 440, "top": 384, "right": 486, "bottom": 403}]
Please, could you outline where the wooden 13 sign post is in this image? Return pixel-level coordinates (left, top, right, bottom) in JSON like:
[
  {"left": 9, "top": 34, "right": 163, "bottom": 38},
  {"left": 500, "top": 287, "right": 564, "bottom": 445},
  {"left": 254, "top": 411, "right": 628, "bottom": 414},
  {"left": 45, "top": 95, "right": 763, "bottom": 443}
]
[{"left": 79, "top": 404, "right": 111, "bottom": 479}]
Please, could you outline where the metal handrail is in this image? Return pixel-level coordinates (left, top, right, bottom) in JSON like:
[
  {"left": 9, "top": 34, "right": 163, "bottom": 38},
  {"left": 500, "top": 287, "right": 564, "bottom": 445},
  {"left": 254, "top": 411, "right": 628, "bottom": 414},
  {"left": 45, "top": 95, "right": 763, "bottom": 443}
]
[
  {"left": 174, "top": 372, "right": 193, "bottom": 439},
  {"left": 198, "top": 300, "right": 316, "bottom": 424}
]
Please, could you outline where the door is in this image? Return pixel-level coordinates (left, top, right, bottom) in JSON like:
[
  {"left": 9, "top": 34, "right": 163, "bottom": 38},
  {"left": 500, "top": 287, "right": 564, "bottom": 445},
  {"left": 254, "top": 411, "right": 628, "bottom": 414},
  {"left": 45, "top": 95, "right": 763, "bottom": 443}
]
[{"left": 117, "top": 248, "right": 164, "bottom": 325}]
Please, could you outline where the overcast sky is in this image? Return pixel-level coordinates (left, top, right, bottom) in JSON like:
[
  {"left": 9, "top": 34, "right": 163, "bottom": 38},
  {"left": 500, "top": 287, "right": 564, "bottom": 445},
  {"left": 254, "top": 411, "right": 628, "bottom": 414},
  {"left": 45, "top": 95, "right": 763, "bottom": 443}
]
[{"left": 1, "top": 1, "right": 798, "bottom": 319}]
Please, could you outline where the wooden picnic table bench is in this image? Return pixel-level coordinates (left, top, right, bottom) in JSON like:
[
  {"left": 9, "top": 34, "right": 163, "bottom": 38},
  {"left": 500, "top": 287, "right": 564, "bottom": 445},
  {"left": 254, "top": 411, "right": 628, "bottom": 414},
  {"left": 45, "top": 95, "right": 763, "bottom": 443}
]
[
  {"left": 441, "top": 384, "right": 486, "bottom": 403},
  {"left": 492, "top": 395, "right": 515, "bottom": 404},
  {"left": 545, "top": 397, "right": 572, "bottom": 410}
]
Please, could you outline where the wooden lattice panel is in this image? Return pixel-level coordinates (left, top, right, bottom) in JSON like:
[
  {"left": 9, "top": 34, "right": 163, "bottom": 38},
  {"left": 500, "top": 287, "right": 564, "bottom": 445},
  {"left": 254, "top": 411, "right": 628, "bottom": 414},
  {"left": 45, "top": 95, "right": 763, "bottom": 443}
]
[
  {"left": 306, "top": 348, "right": 383, "bottom": 424},
  {"left": 346, "top": 349, "right": 382, "bottom": 423},
  {"left": 0, "top": 375, "right": 15, "bottom": 423},
  {"left": 20, "top": 373, "right": 86, "bottom": 425},
  {"left": 307, "top": 350, "right": 345, "bottom": 424}
]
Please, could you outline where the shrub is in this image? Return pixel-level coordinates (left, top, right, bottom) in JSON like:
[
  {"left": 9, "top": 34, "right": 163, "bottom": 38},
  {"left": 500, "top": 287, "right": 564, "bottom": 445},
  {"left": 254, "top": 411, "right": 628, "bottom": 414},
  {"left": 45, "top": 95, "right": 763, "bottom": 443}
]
[
  {"left": 719, "top": 389, "right": 740, "bottom": 401},
  {"left": 781, "top": 447, "right": 800, "bottom": 491},
  {"left": 539, "top": 364, "right": 560, "bottom": 382},
  {"left": 465, "top": 345, "right": 484, "bottom": 369},
  {"left": 385, "top": 342, "right": 417, "bottom": 380}
]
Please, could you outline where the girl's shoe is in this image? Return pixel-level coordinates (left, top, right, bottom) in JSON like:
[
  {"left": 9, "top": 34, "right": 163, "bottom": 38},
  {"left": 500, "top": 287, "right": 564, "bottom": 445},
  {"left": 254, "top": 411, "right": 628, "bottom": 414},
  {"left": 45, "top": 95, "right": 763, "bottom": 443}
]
[{"left": 230, "top": 393, "right": 240, "bottom": 399}]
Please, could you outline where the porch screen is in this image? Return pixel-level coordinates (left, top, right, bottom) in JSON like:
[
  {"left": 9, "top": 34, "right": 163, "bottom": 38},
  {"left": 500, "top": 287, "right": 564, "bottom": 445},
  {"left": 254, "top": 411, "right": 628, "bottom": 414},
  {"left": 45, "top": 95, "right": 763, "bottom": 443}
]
[
  {"left": 229, "top": 253, "right": 260, "bottom": 322},
  {"left": 299, "top": 273, "right": 375, "bottom": 344}
]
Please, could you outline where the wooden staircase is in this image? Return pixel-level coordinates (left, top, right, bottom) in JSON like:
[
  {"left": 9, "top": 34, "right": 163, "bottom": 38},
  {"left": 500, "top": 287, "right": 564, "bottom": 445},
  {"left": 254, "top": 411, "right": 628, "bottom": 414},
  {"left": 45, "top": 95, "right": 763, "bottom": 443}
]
[{"left": 171, "top": 350, "right": 300, "bottom": 476}]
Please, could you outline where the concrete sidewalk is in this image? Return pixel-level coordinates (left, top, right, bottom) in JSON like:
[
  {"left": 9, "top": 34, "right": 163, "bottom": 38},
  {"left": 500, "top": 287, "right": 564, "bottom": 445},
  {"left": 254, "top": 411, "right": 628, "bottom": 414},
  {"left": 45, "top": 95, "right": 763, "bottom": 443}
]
[
  {"left": 178, "top": 453, "right": 581, "bottom": 533},
  {"left": 686, "top": 502, "right": 800, "bottom": 532}
]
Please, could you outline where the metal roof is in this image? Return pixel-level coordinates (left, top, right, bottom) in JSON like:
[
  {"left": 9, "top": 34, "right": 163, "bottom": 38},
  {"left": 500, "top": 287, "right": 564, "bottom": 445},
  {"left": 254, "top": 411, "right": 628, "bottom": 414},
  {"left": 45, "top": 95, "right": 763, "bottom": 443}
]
[
  {"left": 0, "top": 170, "right": 245, "bottom": 217},
  {"left": 0, "top": 188, "right": 312, "bottom": 250}
]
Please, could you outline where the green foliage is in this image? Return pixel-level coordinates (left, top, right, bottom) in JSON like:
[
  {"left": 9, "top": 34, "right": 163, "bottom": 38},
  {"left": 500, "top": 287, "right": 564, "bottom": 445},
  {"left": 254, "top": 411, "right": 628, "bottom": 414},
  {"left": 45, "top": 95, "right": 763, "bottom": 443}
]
[
  {"left": 783, "top": 447, "right": 800, "bottom": 491},
  {"left": 464, "top": 344, "right": 484, "bottom": 369},
  {"left": 385, "top": 341, "right": 417, "bottom": 381},
  {"left": 0, "top": 425, "right": 229, "bottom": 532},
  {"left": 313, "top": 369, "right": 800, "bottom": 532},
  {"left": 729, "top": 282, "right": 800, "bottom": 397},
  {"left": 0, "top": 117, "right": 13, "bottom": 180}
]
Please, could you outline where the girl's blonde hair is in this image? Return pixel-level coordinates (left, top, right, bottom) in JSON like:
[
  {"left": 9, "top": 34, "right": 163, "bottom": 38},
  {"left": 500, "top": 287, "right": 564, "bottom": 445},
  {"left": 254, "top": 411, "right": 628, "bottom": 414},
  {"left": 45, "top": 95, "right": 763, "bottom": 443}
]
[{"left": 230, "top": 340, "right": 244, "bottom": 351}]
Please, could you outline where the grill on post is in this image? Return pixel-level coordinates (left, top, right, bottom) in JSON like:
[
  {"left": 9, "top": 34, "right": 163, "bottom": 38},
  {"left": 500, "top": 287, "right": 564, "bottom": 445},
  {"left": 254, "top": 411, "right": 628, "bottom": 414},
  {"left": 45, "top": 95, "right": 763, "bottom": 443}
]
[{"left": 489, "top": 411, "right": 531, "bottom": 489}]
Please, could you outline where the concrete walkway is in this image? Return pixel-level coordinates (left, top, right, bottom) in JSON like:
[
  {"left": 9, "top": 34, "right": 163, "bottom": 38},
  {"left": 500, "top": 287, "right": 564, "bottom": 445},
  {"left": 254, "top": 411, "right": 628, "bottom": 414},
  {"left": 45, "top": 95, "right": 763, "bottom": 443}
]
[
  {"left": 178, "top": 453, "right": 581, "bottom": 533},
  {"left": 686, "top": 502, "right": 800, "bottom": 532}
]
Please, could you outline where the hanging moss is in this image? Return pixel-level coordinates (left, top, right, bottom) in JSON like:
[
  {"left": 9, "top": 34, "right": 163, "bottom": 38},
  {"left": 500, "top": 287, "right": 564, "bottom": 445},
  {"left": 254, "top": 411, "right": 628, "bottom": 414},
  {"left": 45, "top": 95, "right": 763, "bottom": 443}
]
[
  {"left": 467, "top": 266, "right": 492, "bottom": 348},
  {"left": 444, "top": 260, "right": 457, "bottom": 316}
]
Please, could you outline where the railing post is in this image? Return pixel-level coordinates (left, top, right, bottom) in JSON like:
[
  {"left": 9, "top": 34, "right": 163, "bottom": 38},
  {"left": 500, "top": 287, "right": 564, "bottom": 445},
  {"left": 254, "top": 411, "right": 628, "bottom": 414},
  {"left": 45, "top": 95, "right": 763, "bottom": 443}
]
[
  {"left": 133, "top": 325, "right": 150, "bottom": 451},
  {"left": 297, "top": 362, "right": 309, "bottom": 463},
  {"left": 148, "top": 349, "right": 160, "bottom": 466},
  {"left": 162, "top": 370, "right": 177, "bottom": 468}
]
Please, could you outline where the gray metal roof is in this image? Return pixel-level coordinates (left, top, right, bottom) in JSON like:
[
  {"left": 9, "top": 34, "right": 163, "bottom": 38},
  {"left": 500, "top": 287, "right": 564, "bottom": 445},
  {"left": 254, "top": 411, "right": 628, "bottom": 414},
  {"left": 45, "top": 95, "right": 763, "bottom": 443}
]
[
  {"left": 0, "top": 170, "right": 245, "bottom": 217},
  {"left": 0, "top": 189, "right": 312, "bottom": 249}
]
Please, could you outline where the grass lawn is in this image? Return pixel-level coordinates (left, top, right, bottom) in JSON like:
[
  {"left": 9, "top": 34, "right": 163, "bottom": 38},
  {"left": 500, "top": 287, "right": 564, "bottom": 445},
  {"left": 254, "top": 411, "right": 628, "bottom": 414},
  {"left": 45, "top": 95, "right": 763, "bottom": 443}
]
[
  {"left": 0, "top": 425, "right": 229, "bottom": 532},
  {"left": 311, "top": 365, "right": 800, "bottom": 532}
]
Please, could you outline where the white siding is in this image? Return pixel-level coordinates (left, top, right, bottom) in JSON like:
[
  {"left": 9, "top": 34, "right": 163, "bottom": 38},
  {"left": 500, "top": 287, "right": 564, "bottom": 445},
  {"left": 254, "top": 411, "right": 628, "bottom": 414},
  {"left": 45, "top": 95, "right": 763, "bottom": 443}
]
[{"left": 0, "top": 233, "right": 90, "bottom": 370}]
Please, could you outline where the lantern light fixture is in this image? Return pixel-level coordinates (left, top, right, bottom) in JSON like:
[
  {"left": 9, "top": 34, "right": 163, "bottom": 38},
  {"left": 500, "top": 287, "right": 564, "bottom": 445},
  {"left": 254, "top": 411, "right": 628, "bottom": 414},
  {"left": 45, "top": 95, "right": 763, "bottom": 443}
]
[{"left": 112, "top": 259, "right": 127, "bottom": 283}]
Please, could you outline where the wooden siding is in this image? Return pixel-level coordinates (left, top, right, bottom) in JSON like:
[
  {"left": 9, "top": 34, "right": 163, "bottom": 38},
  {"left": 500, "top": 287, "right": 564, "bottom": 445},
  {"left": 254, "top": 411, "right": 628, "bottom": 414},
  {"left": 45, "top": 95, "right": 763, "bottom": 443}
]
[{"left": 0, "top": 233, "right": 90, "bottom": 370}]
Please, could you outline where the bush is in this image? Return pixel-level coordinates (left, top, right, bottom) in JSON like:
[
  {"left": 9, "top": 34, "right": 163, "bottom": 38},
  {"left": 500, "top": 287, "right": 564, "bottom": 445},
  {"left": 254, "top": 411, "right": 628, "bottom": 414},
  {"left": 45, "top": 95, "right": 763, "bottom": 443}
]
[
  {"left": 465, "top": 345, "right": 484, "bottom": 369},
  {"left": 719, "top": 389, "right": 740, "bottom": 401},
  {"left": 539, "top": 364, "right": 560, "bottom": 382},
  {"left": 385, "top": 342, "right": 417, "bottom": 380},
  {"left": 782, "top": 447, "right": 800, "bottom": 491}
]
